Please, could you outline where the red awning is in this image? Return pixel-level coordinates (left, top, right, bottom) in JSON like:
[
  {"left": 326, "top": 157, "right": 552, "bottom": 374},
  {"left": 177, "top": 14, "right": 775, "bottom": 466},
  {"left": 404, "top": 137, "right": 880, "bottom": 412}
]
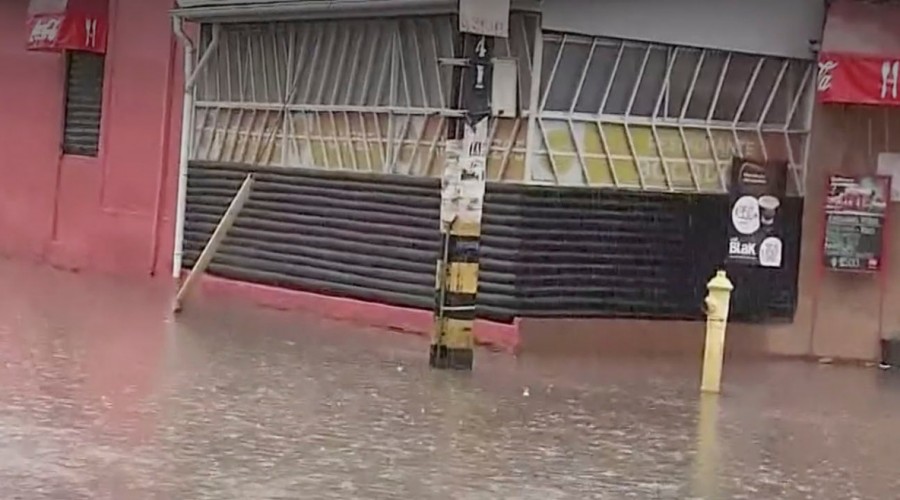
[
  {"left": 26, "top": 0, "right": 108, "bottom": 54},
  {"left": 818, "top": 0, "right": 900, "bottom": 106}
]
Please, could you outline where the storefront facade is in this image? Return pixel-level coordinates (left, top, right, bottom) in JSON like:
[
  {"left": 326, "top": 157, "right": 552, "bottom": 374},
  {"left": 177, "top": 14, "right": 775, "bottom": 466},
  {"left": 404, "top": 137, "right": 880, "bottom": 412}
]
[
  {"left": 5, "top": 0, "right": 895, "bottom": 361},
  {"left": 0, "top": 0, "right": 181, "bottom": 276}
]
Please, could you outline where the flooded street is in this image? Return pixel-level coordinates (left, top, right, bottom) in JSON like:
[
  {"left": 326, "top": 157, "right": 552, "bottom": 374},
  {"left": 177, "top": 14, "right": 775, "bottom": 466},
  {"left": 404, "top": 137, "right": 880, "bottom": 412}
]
[{"left": 0, "top": 261, "right": 898, "bottom": 499}]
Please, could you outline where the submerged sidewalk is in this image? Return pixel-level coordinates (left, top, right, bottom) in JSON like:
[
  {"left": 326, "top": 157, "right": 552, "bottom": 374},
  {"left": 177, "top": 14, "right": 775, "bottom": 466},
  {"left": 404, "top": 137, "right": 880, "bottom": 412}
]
[{"left": 0, "top": 260, "right": 898, "bottom": 499}]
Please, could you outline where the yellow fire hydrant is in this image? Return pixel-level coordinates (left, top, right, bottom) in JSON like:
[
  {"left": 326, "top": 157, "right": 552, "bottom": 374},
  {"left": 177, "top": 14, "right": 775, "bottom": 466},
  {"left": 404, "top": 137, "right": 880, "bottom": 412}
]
[{"left": 701, "top": 270, "right": 734, "bottom": 394}]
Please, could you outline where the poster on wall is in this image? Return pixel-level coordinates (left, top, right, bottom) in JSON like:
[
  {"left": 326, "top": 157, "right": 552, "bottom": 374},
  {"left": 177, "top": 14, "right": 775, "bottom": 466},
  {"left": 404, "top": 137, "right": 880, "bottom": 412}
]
[
  {"left": 823, "top": 175, "right": 890, "bottom": 272},
  {"left": 727, "top": 158, "right": 788, "bottom": 268}
]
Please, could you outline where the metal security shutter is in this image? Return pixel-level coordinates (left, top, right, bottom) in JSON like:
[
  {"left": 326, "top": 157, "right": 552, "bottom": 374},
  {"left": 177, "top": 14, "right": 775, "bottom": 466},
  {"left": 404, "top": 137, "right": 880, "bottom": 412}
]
[{"left": 63, "top": 52, "right": 105, "bottom": 157}]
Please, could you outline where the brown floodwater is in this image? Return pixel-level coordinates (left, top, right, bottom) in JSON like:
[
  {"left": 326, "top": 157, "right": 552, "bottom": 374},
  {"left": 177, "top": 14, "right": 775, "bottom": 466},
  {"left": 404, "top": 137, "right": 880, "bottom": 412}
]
[{"left": 0, "top": 260, "right": 898, "bottom": 499}]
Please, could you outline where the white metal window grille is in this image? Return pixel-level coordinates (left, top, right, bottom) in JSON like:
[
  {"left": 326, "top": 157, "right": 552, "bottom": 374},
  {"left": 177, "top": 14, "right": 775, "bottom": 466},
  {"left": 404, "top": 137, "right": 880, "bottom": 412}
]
[
  {"left": 533, "top": 33, "right": 815, "bottom": 194},
  {"left": 191, "top": 14, "right": 537, "bottom": 181}
]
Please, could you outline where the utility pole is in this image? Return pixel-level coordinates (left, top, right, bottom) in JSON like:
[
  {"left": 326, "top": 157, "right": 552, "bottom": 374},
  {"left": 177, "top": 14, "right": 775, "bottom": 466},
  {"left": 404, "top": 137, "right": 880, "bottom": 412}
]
[{"left": 431, "top": 1, "right": 508, "bottom": 370}]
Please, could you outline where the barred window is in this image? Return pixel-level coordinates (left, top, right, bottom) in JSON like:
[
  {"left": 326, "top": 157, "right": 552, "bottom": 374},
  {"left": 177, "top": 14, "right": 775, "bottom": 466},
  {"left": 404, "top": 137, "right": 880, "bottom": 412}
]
[
  {"left": 63, "top": 51, "right": 105, "bottom": 157},
  {"left": 535, "top": 33, "right": 814, "bottom": 193},
  {"left": 191, "top": 14, "right": 536, "bottom": 181}
]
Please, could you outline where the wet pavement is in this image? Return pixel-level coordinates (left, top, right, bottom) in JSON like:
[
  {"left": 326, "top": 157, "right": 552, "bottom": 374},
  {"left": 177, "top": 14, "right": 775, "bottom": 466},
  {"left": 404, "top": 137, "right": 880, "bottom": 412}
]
[{"left": 0, "top": 260, "right": 899, "bottom": 499}]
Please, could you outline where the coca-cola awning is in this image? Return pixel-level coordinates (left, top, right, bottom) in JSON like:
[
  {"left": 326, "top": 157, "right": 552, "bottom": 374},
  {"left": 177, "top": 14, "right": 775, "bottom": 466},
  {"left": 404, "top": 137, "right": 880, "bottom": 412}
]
[
  {"left": 27, "top": 0, "right": 108, "bottom": 54},
  {"left": 818, "top": 0, "right": 900, "bottom": 106}
]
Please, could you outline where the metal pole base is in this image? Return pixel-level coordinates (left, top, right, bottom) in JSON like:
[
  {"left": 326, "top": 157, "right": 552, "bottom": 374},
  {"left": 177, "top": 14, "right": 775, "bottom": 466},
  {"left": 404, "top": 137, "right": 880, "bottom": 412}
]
[{"left": 429, "top": 345, "right": 474, "bottom": 371}]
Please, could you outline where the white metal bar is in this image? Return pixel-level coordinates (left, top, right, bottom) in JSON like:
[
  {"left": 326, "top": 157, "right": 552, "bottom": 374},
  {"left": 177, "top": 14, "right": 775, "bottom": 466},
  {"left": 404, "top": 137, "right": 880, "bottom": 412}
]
[
  {"left": 677, "top": 126, "right": 701, "bottom": 190},
  {"left": 409, "top": 19, "right": 430, "bottom": 107},
  {"left": 201, "top": 107, "right": 220, "bottom": 160},
  {"left": 623, "top": 45, "right": 653, "bottom": 189},
  {"left": 652, "top": 47, "right": 680, "bottom": 190},
  {"left": 174, "top": 174, "right": 254, "bottom": 313},
  {"left": 428, "top": 18, "right": 446, "bottom": 108},
  {"left": 343, "top": 23, "right": 365, "bottom": 106},
  {"left": 593, "top": 118, "right": 619, "bottom": 187},
  {"left": 302, "top": 24, "right": 324, "bottom": 103},
  {"left": 256, "top": 31, "right": 269, "bottom": 102},
  {"left": 302, "top": 112, "right": 316, "bottom": 166},
  {"left": 523, "top": 26, "right": 543, "bottom": 183},
  {"left": 316, "top": 22, "right": 339, "bottom": 104},
  {"left": 540, "top": 34, "right": 566, "bottom": 111},
  {"left": 756, "top": 60, "right": 790, "bottom": 162},
  {"left": 358, "top": 112, "right": 374, "bottom": 171},
  {"left": 172, "top": 16, "right": 196, "bottom": 277},
  {"left": 358, "top": 23, "right": 379, "bottom": 105},
  {"left": 570, "top": 38, "right": 597, "bottom": 113},
  {"left": 626, "top": 45, "right": 652, "bottom": 117},
  {"left": 396, "top": 21, "right": 413, "bottom": 108},
  {"left": 371, "top": 111, "right": 388, "bottom": 169},
  {"left": 342, "top": 112, "right": 359, "bottom": 170},
  {"left": 330, "top": 24, "right": 353, "bottom": 105},
  {"left": 391, "top": 114, "right": 412, "bottom": 172},
  {"left": 235, "top": 31, "right": 247, "bottom": 100},
  {"left": 534, "top": 109, "right": 806, "bottom": 133},
  {"left": 706, "top": 53, "right": 732, "bottom": 122},
  {"left": 386, "top": 23, "right": 398, "bottom": 167},
  {"left": 517, "top": 14, "right": 532, "bottom": 110},
  {"left": 566, "top": 118, "right": 592, "bottom": 185},
  {"left": 224, "top": 108, "right": 246, "bottom": 161},
  {"left": 499, "top": 117, "right": 523, "bottom": 180},
  {"left": 313, "top": 111, "right": 333, "bottom": 168},
  {"left": 271, "top": 25, "right": 284, "bottom": 102},
  {"left": 784, "top": 64, "right": 813, "bottom": 132},
  {"left": 423, "top": 116, "right": 446, "bottom": 177},
  {"left": 187, "top": 24, "right": 221, "bottom": 90},
  {"left": 797, "top": 62, "right": 817, "bottom": 194},
  {"left": 280, "top": 26, "right": 295, "bottom": 166},
  {"left": 599, "top": 41, "right": 625, "bottom": 114},
  {"left": 285, "top": 24, "right": 311, "bottom": 104},
  {"left": 233, "top": 108, "right": 254, "bottom": 162},
  {"left": 485, "top": 117, "right": 501, "bottom": 179},
  {"left": 536, "top": 118, "right": 561, "bottom": 183},
  {"left": 733, "top": 57, "right": 765, "bottom": 124},
  {"left": 223, "top": 30, "right": 234, "bottom": 100},
  {"left": 325, "top": 25, "right": 351, "bottom": 169},
  {"left": 373, "top": 23, "right": 393, "bottom": 107},
  {"left": 730, "top": 57, "right": 764, "bottom": 159},
  {"left": 679, "top": 49, "right": 706, "bottom": 120},
  {"left": 653, "top": 47, "right": 679, "bottom": 118}
]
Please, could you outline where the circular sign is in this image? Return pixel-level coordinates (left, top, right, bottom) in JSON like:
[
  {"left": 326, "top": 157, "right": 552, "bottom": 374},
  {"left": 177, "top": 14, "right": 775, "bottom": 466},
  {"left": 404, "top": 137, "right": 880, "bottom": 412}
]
[{"left": 731, "top": 195, "right": 761, "bottom": 235}]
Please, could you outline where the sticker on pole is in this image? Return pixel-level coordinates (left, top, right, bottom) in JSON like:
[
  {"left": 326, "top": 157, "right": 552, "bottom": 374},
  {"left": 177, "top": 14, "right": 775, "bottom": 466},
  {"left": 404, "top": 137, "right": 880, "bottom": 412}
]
[{"left": 459, "top": 0, "right": 510, "bottom": 38}]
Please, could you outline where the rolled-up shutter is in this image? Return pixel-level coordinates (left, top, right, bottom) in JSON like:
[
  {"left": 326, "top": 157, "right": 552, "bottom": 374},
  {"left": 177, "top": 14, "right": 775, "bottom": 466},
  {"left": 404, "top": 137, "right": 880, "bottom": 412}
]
[{"left": 63, "top": 51, "right": 105, "bottom": 157}]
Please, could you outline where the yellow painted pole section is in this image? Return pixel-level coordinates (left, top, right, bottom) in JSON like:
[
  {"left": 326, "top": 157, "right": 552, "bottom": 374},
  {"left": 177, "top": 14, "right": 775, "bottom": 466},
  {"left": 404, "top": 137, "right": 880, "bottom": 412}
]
[
  {"left": 174, "top": 174, "right": 255, "bottom": 313},
  {"left": 700, "top": 270, "right": 734, "bottom": 394}
]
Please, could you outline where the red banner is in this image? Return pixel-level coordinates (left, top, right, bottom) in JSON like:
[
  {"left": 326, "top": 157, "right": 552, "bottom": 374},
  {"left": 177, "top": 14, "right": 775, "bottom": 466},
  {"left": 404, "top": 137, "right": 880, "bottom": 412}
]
[
  {"left": 26, "top": 0, "right": 108, "bottom": 54},
  {"left": 818, "top": 52, "right": 900, "bottom": 106}
]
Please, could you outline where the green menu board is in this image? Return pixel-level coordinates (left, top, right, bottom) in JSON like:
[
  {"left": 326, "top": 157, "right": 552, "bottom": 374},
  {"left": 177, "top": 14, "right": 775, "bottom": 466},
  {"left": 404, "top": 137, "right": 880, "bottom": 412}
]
[{"left": 823, "top": 175, "right": 890, "bottom": 272}]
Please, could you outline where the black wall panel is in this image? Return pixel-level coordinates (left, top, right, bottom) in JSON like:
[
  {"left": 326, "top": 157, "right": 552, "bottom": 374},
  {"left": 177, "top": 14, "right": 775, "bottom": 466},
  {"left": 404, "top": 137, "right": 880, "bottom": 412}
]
[{"left": 184, "top": 162, "right": 801, "bottom": 324}]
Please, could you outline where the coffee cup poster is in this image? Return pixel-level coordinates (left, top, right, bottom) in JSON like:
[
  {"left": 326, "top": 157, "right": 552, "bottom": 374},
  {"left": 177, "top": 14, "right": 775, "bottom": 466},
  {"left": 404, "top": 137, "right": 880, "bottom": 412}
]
[{"left": 727, "top": 158, "right": 788, "bottom": 268}]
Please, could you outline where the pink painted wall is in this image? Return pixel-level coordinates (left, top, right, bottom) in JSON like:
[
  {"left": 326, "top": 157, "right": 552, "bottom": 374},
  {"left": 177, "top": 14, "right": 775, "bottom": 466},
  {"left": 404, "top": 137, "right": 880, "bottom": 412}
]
[{"left": 0, "top": 0, "right": 182, "bottom": 277}]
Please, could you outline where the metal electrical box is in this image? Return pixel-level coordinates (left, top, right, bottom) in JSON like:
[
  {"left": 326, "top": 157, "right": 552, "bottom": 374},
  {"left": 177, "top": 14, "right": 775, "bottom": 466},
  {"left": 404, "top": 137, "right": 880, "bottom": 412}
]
[{"left": 491, "top": 57, "right": 518, "bottom": 118}]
